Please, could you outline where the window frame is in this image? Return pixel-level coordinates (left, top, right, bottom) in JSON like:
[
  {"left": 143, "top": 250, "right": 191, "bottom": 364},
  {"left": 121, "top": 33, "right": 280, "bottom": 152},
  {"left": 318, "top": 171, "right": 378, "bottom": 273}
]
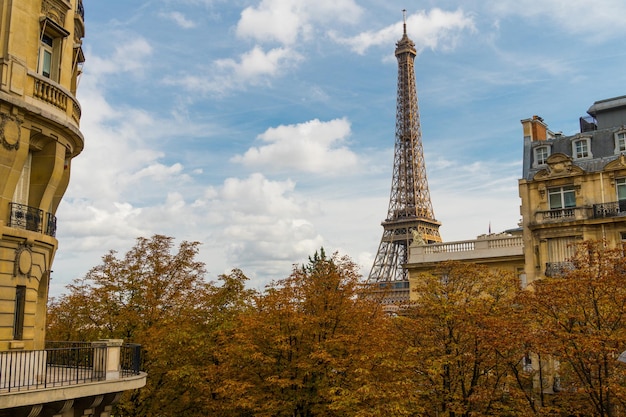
[
  {"left": 38, "top": 18, "right": 69, "bottom": 82},
  {"left": 13, "top": 285, "right": 26, "bottom": 340},
  {"left": 533, "top": 145, "right": 550, "bottom": 167},
  {"left": 572, "top": 138, "right": 592, "bottom": 159},
  {"left": 548, "top": 185, "right": 576, "bottom": 210},
  {"left": 615, "top": 131, "right": 626, "bottom": 154}
]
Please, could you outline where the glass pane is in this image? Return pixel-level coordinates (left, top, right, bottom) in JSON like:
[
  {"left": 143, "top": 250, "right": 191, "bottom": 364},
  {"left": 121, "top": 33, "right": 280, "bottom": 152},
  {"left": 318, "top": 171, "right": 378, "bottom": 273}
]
[
  {"left": 564, "top": 190, "right": 576, "bottom": 208},
  {"left": 549, "top": 192, "right": 562, "bottom": 209},
  {"left": 42, "top": 50, "right": 52, "bottom": 78},
  {"left": 617, "top": 181, "right": 626, "bottom": 201}
]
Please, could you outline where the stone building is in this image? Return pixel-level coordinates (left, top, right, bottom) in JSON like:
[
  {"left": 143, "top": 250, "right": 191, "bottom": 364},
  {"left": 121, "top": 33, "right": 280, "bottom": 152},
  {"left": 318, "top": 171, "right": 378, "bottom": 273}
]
[
  {"left": 0, "top": 1, "right": 145, "bottom": 416},
  {"left": 519, "top": 96, "right": 626, "bottom": 284},
  {"left": 407, "top": 95, "right": 626, "bottom": 292}
]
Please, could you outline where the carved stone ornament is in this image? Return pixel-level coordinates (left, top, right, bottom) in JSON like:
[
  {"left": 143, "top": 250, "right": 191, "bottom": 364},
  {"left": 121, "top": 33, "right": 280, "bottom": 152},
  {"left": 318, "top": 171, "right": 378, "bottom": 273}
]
[
  {"left": 41, "top": 0, "right": 69, "bottom": 26},
  {"left": 604, "top": 153, "right": 626, "bottom": 171},
  {"left": 0, "top": 112, "right": 21, "bottom": 151},
  {"left": 533, "top": 153, "right": 584, "bottom": 180},
  {"left": 14, "top": 244, "right": 33, "bottom": 278}
]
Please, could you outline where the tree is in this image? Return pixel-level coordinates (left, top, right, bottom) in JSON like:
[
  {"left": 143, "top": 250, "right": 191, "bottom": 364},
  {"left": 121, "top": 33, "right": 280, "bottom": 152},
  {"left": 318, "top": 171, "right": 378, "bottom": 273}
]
[
  {"left": 523, "top": 241, "right": 626, "bottom": 417},
  {"left": 217, "top": 250, "right": 408, "bottom": 416},
  {"left": 396, "top": 262, "right": 533, "bottom": 417},
  {"left": 47, "top": 235, "right": 255, "bottom": 416}
]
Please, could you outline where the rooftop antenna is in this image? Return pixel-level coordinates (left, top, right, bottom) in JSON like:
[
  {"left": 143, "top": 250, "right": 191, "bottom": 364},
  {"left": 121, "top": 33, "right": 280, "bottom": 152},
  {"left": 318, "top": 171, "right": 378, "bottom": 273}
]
[{"left": 402, "top": 9, "right": 407, "bottom": 35}]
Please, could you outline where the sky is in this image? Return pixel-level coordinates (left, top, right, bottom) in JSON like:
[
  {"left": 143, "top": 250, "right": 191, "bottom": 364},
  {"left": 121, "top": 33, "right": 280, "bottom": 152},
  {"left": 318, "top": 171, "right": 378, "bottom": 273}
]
[{"left": 51, "top": 0, "right": 626, "bottom": 296}]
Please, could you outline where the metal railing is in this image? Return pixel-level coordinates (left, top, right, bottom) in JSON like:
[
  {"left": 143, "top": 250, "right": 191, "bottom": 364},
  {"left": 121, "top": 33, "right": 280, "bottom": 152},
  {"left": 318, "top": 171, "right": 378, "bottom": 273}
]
[
  {"left": 77, "top": 0, "right": 84, "bottom": 20},
  {"left": 593, "top": 201, "right": 626, "bottom": 219},
  {"left": 545, "top": 262, "right": 574, "bottom": 277},
  {"left": 8, "top": 202, "right": 43, "bottom": 233},
  {"left": 0, "top": 342, "right": 142, "bottom": 393},
  {"left": 8, "top": 203, "right": 57, "bottom": 237}
]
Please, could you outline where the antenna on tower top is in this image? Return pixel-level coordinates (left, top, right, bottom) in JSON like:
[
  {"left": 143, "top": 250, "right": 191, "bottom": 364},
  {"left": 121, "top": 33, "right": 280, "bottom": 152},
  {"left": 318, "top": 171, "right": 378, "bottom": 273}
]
[{"left": 402, "top": 9, "right": 407, "bottom": 34}]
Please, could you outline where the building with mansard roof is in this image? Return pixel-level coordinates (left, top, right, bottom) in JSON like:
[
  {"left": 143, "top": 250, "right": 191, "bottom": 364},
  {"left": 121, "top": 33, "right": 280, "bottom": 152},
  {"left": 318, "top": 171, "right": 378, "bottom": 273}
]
[{"left": 407, "top": 95, "right": 626, "bottom": 297}]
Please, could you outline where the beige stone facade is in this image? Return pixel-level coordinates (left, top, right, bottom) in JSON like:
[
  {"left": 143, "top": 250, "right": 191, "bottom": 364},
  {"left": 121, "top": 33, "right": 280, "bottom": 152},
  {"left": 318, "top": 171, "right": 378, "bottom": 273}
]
[
  {"left": 407, "top": 96, "right": 626, "bottom": 291},
  {"left": 0, "top": 0, "right": 84, "bottom": 352},
  {"left": 406, "top": 232, "right": 525, "bottom": 300},
  {"left": 0, "top": 1, "right": 146, "bottom": 415},
  {"left": 519, "top": 96, "right": 626, "bottom": 284}
]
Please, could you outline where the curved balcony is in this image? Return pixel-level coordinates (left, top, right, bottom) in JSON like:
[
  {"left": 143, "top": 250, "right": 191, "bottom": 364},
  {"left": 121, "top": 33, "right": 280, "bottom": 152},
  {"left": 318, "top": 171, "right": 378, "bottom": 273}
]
[
  {"left": 8, "top": 202, "right": 57, "bottom": 237},
  {"left": 0, "top": 340, "right": 146, "bottom": 412},
  {"left": 29, "top": 72, "right": 82, "bottom": 125}
]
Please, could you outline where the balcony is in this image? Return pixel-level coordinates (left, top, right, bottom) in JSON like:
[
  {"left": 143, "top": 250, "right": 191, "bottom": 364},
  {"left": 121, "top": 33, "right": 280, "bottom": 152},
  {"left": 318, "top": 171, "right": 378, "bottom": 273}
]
[
  {"left": 593, "top": 200, "right": 626, "bottom": 219},
  {"left": 8, "top": 203, "right": 57, "bottom": 237},
  {"left": 409, "top": 234, "right": 524, "bottom": 264},
  {"left": 0, "top": 341, "right": 142, "bottom": 393},
  {"left": 29, "top": 72, "right": 81, "bottom": 125},
  {"left": 545, "top": 262, "right": 574, "bottom": 277},
  {"left": 533, "top": 207, "right": 592, "bottom": 224}
]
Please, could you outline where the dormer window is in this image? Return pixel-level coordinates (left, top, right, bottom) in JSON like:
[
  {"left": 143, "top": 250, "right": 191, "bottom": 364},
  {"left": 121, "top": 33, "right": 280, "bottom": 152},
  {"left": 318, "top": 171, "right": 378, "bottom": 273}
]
[
  {"left": 572, "top": 138, "right": 591, "bottom": 159},
  {"left": 615, "top": 132, "right": 626, "bottom": 154},
  {"left": 534, "top": 146, "right": 550, "bottom": 167}
]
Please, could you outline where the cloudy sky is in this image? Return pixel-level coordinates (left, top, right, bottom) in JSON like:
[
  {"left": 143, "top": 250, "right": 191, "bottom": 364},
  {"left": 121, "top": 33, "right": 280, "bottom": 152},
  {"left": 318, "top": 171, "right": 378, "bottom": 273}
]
[{"left": 51, "top": 0, "right": 626, "bottom": 296}]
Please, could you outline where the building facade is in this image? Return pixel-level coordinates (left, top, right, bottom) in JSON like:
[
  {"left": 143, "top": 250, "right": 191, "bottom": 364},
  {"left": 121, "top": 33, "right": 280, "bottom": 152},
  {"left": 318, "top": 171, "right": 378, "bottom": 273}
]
[
  {"left": 407, "top": 96, "right": 626, "bottom": 292},
  {"left": 519, "top": 96, "right": 626, "bottom": 284},
  {"left": 0, "top": 1, "right": 145, "bottom": 415},
  {"left": 407, "top": 232, "right": 525, "bottom": 301}
]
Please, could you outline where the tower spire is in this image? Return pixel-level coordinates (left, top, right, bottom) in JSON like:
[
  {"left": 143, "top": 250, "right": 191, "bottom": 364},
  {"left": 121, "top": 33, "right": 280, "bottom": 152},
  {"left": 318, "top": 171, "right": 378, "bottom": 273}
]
[
  {"left": 368, "top": 16, "right": 442, "bottom": 302},
  {"left": 402, "top": 9, "right": 407, "bottom": 35}
]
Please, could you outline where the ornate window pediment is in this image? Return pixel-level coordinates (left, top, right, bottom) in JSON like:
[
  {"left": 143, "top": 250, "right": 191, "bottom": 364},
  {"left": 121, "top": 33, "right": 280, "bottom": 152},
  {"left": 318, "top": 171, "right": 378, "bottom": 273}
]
[{"left": 533, "top": 153, "right": 584, "bottom": 180}]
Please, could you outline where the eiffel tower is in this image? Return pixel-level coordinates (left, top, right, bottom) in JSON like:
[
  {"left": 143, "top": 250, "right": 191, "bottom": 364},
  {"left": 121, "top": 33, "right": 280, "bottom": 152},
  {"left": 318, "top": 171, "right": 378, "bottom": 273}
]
[{"left": 368, "top": 12, "right": 442, "bottom": 302}]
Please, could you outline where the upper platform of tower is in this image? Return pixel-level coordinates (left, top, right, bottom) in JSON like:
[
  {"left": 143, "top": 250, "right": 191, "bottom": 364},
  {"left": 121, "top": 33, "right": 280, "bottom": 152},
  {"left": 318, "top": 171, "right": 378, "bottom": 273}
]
[{"left": 395, "top": 13, "right": 417, "bottom": 57}]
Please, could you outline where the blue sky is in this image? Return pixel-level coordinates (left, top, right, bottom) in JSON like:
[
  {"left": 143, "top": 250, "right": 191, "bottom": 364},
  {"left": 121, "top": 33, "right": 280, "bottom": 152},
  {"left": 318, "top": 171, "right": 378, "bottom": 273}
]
[{"left": 51, "top": 0, "right": 626, "bottom": 296}]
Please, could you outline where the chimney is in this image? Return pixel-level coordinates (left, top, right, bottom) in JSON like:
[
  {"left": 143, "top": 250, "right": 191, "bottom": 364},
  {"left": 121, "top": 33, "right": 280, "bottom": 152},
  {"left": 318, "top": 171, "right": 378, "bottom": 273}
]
[{"left": 521, "top": 115, "right": 549, "bottom": 141}]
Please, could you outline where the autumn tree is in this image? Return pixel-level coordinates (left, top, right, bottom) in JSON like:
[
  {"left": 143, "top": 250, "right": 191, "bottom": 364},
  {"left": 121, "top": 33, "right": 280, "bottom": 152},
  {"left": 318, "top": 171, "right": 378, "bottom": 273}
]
[
  {"left": 47, "top": 235, "right": 255, "bottom": 416},
  {"left": 522, "top": 241, "right": 626, "bottom": 417},
  {"left": 217, "top": 250, "right": 410, "bottom": 416},
  {"left": 395, "top": 262, "right": 533, "bottom": 417}
]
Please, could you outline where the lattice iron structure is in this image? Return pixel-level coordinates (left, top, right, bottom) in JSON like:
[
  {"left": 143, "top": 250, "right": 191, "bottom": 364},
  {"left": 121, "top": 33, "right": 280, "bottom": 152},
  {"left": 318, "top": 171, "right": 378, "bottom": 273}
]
[{"left": 368, "top": 17, "right": 442, "bottom": 301}]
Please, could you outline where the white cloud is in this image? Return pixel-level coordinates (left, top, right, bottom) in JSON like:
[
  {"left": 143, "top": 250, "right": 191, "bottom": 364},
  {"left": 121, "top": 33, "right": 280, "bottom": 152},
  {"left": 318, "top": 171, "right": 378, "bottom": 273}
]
[
  {"left": 158, "top": 11, "right": 196, "bottom": 29},
  {"left": 332, "top": 8, "right": 475, "bottom": 55},
  {"left": 487, "top": 0, "right": 626, "bottom": 41},
  {"left": 231, "top": 118, "right": 359, "bottom": 175},
  {"left": 86, "top": 37, "right": 152, "bottom": 76},
  {"left": 216, "top": 46, "right": 296, "bottom": 80},
  {"left": 164, "top": 46, "right": 302, "bottom": 94},
  {"left": 236, "top": 0, "right": 362, "bottom": 45}
]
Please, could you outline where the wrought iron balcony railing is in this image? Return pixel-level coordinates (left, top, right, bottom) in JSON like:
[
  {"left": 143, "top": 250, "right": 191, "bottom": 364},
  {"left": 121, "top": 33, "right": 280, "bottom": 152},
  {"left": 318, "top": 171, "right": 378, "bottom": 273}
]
[
  {"left": 8, "top": 203, "right": 57, "bottom": 237},
  {"left": 77, "top": 0, "right": 85, "bottom": 20},
  {"left": 545, "top": 262, "right": 574, "bottom": 277},
  {"left": 0, "top": 342, "right": 142, "bottom": 393},
  {"left": 593, "top": 200, "right": 626, "bottom": 219}
]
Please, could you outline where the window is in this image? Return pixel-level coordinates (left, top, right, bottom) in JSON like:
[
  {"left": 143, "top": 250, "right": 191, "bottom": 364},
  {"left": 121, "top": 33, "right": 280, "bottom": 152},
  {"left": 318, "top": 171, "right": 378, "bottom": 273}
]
[
  {"left": 572, "top": 138, "right": 591, "bottom": 159},
  {"left": 617, "top": 178, "right": 626, "bottom": 201},
  {"left": 616, "top": 132, "right": 626, "bottom": 154},
  {"left": 13, "top": 286, "right": 26, "bottom": 340},
  {"left": 534, "top": 146, "right": 550, "bottom": 166},
  {"left": 12, "top": 152, "right": 31, "bottom": 205},
  {"left": 37, "top": 18, "right": 69, "bottom": 81},
  {"left": 38, "top": 35, "right": 54, "bottom": 78},
  {"left": 617, "top": 178, "right": 626, "bottom": 213},
  {"left": 549, "top": 186, "right": 576, "bottom": 209}
]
